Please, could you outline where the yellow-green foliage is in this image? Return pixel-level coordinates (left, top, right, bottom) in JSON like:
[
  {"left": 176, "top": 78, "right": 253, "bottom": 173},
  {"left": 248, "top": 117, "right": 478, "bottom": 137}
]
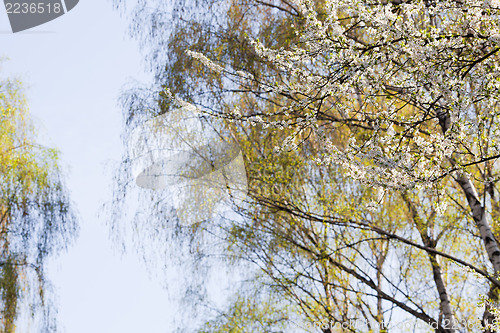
[{"left": 0, "top": 76, "right": 77, "bottom": 332}]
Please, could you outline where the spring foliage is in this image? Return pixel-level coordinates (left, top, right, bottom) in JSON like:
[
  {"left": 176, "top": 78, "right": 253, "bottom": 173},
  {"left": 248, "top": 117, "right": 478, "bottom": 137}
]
[
  {"left": 0, "top": 75, "right": 77, "bottom": 332},
  {"left": 114, "top": 0, "right": 500, "bottom": 331}
]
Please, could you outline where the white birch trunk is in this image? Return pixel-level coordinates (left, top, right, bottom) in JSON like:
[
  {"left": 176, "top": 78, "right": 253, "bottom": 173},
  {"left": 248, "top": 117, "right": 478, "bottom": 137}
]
[{"left": 455, "top": 175, "right": 500, "bottom": 274}]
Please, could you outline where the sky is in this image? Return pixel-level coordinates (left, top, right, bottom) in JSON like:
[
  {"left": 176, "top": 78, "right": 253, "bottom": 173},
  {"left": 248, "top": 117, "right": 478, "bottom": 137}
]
[{"left": 0, "top": 2, "right": 178, "bottom": 332}]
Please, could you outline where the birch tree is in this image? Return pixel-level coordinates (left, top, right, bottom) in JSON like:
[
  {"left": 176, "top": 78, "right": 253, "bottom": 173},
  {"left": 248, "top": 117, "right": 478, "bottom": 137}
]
[
  {"left": 0, "top": 74, "right": 77, "bottom": 332},
  {"left": 114, "top": 0, "right": 500, "bottom": 331}
]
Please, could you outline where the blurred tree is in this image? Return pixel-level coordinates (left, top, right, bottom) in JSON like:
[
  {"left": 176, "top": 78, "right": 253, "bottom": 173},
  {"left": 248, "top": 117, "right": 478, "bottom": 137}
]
[
  {"left": 113, "top": 0, "right": 500, "bottom": 332},
  {"left": 0, "top": 74, "right": 77, "bottom": 332}
]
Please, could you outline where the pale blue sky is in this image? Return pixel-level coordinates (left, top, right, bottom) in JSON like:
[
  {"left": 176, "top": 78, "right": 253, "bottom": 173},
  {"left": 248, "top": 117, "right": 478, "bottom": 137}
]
[{"left": 1, "top": 2, "right": 177, "bottom": 332}]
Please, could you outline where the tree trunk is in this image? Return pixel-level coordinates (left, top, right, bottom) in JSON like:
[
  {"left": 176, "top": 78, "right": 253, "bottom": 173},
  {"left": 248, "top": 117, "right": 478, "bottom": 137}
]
[
  {"left": 403, "top": 193, "right": 456, "bottom": 332},
  {"left": 455, "top": 175, "right": 500, "bottom": 274}
]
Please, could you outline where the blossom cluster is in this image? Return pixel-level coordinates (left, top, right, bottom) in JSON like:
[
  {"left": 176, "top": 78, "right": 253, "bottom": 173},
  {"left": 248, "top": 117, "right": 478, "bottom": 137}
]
[{"left": 182, "top": 0, "right": 500, "bottom": 210}]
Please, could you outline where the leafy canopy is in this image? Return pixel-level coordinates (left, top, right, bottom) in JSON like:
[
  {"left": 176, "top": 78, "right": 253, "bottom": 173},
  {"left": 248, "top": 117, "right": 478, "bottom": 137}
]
[
  {"left": 0, "top": 73, "right": 77, "bottom": 332},
  {"left": 114, "top": 0, "right": 500, "bottom": 332}
]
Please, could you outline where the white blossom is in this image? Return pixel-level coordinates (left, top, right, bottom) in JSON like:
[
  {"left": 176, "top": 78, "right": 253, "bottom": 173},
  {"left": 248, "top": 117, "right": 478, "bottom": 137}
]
[{"left": 186, "top": 50, "right": 224, "bottom": 73}]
